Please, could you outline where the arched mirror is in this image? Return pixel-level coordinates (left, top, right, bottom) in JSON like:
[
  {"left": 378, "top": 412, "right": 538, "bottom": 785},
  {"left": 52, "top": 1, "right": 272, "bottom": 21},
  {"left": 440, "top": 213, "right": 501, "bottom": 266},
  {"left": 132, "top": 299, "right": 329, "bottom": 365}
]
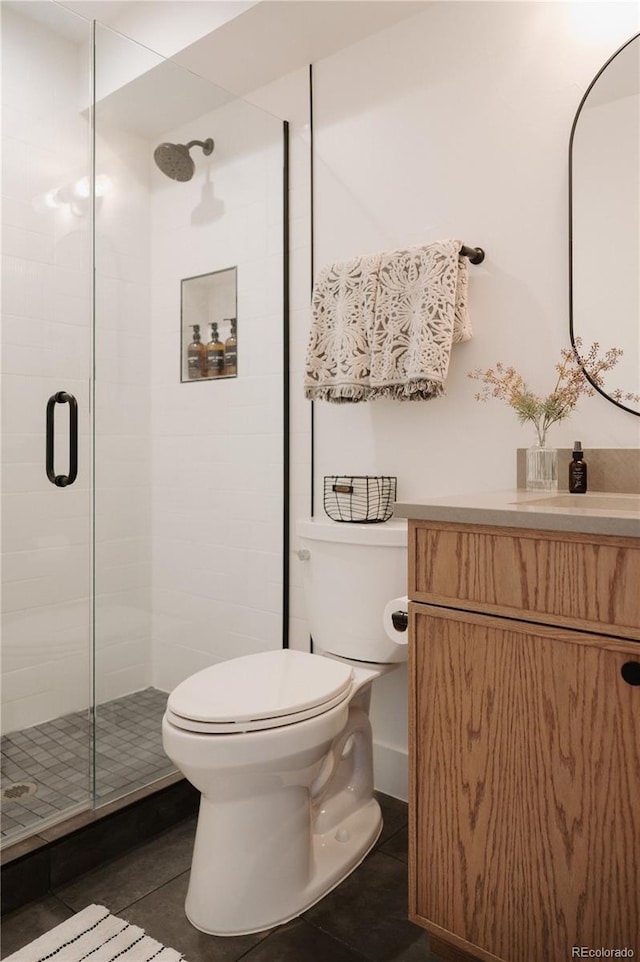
[{"left": 569, "top": 33, "right": 640, "bottom": 416}]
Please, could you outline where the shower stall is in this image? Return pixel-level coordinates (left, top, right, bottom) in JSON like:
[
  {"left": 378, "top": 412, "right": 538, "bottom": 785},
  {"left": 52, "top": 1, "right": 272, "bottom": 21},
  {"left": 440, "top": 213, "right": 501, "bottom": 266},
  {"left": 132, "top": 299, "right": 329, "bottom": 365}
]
[{"left": 1, "top": 2, "right": 287, "bottom": 848}]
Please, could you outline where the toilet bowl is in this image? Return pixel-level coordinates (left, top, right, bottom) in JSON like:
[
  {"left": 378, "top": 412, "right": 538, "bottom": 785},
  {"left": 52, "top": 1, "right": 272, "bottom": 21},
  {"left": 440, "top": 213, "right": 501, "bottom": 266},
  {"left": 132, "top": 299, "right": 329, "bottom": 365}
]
[{"left": 162, "top": 517, "right": 407, "bottom": 936}]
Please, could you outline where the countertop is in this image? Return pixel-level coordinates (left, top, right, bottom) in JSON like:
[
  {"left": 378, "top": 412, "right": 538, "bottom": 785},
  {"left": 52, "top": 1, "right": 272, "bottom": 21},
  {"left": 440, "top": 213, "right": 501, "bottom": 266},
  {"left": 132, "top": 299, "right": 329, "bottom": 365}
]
[{"left": 393, "top": 490, "right": 640, "bottom": 538}]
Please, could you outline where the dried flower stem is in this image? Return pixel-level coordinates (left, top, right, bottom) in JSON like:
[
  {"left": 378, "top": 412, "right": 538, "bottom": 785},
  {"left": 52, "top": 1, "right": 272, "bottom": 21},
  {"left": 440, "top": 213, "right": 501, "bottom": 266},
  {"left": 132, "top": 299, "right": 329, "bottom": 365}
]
[{"left": 467, "top": 339, "right": 639, "bottom": 446}]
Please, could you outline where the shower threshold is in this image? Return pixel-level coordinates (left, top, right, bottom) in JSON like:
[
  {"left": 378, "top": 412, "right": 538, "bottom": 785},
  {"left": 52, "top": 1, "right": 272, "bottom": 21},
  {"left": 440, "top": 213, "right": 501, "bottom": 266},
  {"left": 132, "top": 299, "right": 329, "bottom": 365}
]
[{"left": 1, "top": 687, "right": 175, "bottom": 848}]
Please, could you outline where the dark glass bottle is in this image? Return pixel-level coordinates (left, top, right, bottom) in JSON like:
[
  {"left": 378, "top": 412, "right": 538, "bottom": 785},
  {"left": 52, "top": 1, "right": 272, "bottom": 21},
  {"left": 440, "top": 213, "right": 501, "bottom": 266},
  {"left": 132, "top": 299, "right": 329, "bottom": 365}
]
[
  {"left": 568, "top": 441, "right": 588, "bottom": 494},
  {"left": 206, "top": 322, "right": 224, "bottom": 377},
  {"left": 187, "top": 325, "right": 206, "bottom": 379},
  {"left": 224, "top": 318, "right": 237, "bottom": 376}
]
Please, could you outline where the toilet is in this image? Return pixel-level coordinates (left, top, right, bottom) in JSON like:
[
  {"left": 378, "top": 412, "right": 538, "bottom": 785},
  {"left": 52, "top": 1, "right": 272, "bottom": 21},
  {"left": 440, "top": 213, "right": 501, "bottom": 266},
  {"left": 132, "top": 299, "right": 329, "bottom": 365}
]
[{"left": 162, "top": 517, "right": 408, "bottom": 936}]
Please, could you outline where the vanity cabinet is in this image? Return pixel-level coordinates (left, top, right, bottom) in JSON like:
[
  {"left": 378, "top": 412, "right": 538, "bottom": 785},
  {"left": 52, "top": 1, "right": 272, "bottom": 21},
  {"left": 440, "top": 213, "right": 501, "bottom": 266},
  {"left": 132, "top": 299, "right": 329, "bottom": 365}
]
[{"left": 408, "top": 520, "right": 640, "bottom": 962}]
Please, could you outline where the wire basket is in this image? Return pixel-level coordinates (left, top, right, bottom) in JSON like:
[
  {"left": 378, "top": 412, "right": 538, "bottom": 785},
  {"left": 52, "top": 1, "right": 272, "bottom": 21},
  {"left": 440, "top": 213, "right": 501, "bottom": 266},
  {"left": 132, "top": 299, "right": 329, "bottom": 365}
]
[{"left": 323, "top": 476, "right": 397, "bottom": 524}]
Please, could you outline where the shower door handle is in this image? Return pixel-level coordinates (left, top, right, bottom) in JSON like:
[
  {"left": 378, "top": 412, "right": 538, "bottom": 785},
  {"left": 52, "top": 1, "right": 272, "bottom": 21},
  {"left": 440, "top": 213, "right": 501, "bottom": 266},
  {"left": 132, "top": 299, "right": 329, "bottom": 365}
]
[{"left": 46, "top": 391, "right": 78, "bottom": 487}]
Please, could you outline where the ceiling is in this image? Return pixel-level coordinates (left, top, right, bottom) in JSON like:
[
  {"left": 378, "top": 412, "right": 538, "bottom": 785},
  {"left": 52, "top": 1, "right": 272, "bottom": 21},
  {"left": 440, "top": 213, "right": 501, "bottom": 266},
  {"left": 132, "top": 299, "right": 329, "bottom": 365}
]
[
  {"left": 60, "top": 0, "right": 136, "bottom": 23},
  {"left": 10, "top": 0, "right": 428, "bottom": 96},
  {"left": 172, "top": 1, "right": 429, "bottom": 96},
  {"left": 5, "top": 0, "right": 428, "bottom": 136}
]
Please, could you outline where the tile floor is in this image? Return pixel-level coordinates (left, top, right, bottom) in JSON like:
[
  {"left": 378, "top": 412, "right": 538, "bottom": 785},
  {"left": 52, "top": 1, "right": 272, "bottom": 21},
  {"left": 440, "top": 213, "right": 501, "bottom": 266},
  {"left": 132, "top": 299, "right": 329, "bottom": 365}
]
[
  {"left": 0, "top": 793, "right": 443, "bottom": 962},
  {"left": 1, "top": 689, "right": 174, "bottom": 844}
]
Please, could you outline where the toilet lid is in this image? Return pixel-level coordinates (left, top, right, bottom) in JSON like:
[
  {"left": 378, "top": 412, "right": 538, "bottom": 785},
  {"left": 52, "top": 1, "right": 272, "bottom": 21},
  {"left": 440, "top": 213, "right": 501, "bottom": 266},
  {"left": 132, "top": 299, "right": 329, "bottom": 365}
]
[{"left": 166, "top": 649, "right": 354, "bottom": 733}]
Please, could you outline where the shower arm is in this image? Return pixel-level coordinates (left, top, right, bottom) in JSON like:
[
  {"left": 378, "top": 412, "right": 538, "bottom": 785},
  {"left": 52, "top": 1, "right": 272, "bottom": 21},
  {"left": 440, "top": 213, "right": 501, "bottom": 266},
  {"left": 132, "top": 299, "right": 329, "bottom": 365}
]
[{"left": 186, "top": 139, "right": 214, "bottom": 156}]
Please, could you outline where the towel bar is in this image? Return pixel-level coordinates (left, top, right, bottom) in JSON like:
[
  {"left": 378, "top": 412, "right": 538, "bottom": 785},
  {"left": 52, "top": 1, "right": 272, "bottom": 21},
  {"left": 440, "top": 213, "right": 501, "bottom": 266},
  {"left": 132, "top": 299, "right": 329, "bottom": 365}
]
[{"left": 459, "top": 245, "right": 485, "bottom": 264}]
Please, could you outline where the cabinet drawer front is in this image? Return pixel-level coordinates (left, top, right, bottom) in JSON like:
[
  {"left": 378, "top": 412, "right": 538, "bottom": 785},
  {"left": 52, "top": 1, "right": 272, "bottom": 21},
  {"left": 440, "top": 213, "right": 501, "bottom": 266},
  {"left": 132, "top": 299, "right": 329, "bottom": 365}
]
[{"left": 409, "top": 522, "right": 640, "bottom": 637}]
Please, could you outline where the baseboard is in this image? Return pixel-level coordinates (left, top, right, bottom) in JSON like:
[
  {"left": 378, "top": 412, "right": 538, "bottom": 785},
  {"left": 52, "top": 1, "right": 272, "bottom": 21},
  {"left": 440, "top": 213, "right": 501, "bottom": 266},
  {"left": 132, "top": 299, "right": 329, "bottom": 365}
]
[{"left": 373, "top": 741, "right": 408, "bottom": 802}]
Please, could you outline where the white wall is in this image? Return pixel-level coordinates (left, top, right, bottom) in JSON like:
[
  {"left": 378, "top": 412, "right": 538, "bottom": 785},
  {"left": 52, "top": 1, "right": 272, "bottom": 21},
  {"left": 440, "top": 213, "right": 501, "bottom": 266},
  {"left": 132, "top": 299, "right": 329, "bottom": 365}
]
[
  {"left": 304, "top": 0, "right": 640, "bottom": 798},
  {"left": 1, "top": 6, "right": 93, "bottom": 732},
  {"left": 245, "top": 68, "right": 313, "bottom": 657}
]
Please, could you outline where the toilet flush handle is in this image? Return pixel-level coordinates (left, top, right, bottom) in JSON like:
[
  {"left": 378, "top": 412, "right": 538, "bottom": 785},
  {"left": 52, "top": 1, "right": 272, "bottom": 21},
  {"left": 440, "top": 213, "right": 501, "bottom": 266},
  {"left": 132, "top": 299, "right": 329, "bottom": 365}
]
[{"left": 296, "top": 549, "right": 310, "bottom": 561}]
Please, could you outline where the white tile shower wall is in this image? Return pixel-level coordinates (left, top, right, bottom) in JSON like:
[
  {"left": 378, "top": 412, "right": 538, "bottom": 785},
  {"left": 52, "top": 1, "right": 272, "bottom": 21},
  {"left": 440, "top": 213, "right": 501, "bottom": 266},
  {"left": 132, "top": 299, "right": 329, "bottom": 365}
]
[
  {"left": 150, "top": 97, "right": 284, "bottom": 692},
  {"left": 1, "top": 8, "right": 93, "bottom": 733},
  {"left": 306, "top": 0, "right": 640, "bottom": 798},
  {"left": 93, "top": 116, "right": 153, "bottom": 704}
]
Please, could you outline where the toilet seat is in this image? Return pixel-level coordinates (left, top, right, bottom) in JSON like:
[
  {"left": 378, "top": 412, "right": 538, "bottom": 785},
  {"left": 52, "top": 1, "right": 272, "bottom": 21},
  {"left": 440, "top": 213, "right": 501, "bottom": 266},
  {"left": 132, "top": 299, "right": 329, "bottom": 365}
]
[{"left": 165, "top": 649, "right": 354, "bottom": 734}]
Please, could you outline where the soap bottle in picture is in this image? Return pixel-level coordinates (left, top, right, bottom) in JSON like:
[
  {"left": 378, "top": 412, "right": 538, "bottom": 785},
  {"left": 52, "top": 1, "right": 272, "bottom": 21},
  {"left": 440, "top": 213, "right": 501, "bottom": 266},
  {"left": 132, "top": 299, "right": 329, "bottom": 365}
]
[
  {"left": 224, "top": 318, "right": 237, "bottom": 376},
  {"left": 206, "top": 322, "right": 224, "bottom": 377},
  {"left": 568, "top": 441, "right": 588, "bottom": 494},
  {"left": 187, "top": 325, "right": 206, "bottom": 379}
]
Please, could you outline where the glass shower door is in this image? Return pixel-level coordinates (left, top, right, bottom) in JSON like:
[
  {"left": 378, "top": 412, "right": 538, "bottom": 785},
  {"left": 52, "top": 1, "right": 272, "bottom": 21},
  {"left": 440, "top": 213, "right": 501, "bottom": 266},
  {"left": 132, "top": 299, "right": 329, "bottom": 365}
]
[
  {"left": 1, "top": 3, "right": 287, "bottom": 845},
  {"left": 0, "top": 2, "right": 93, "bottom": 844}
]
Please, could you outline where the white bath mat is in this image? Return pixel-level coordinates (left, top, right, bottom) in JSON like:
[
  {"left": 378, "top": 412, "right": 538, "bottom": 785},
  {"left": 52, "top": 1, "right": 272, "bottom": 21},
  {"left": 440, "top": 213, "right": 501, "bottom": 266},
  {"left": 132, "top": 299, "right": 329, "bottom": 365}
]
[{"left": 4, "top": 903, "right": 187, "bottom": 962}]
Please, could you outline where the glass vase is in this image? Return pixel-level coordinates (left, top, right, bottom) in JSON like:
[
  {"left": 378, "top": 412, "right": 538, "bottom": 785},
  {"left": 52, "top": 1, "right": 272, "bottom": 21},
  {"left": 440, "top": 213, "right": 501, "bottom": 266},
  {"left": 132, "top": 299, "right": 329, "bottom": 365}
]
[{"left": 525, "top": 443, "right": 558, "bottom": 492}]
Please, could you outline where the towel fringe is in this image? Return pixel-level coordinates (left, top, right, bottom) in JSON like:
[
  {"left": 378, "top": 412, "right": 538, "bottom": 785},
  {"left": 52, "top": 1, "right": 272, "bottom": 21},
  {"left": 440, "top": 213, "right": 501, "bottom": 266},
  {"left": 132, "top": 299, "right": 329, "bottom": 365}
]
[
  {"left": 368, "top": 379, "right": 447, "bottom": 401},
  {"left": 304, "top": 384, "right": 371, "bottom": 403}
]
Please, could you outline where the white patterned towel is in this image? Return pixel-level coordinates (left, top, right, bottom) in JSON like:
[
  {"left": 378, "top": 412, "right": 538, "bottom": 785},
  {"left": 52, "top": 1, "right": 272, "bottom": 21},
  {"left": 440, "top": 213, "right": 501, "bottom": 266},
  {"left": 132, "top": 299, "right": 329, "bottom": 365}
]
[
  {"left": 368, "top": 240, "right": 471, "bottom": 400},
  {"left": 304, "top": 241, "right": 472, "bottom": 403},
  {"left": 304, "top": 251, "right": 381, "bottom": 402}
]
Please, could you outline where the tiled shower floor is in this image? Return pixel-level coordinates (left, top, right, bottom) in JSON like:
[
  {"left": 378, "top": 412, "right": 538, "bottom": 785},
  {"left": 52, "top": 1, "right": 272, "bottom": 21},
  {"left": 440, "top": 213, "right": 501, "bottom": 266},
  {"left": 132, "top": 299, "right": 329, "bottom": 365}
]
[{"left": 1, "top": 688, "right": 175, "bottom": 844}]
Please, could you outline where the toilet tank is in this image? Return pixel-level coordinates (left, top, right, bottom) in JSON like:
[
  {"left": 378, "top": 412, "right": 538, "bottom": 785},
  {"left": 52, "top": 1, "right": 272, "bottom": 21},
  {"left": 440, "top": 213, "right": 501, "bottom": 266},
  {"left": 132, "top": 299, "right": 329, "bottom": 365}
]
[{"left": 296, "top": 518, "right": 408, "bottom": 663}]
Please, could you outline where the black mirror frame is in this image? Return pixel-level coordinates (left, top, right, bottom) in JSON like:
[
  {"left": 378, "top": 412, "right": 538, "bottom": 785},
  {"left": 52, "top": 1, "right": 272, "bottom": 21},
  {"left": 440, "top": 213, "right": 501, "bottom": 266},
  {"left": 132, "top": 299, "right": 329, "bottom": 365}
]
[{"left": 568, "top": 31, "right": 640, "bottom": 418}]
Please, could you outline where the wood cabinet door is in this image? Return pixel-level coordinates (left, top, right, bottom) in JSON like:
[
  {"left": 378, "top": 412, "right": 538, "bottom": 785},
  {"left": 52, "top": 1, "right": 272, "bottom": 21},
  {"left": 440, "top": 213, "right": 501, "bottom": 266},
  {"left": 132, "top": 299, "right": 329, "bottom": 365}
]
[{"left": 409, "top": 605, "right": 640, "bottom": 962}]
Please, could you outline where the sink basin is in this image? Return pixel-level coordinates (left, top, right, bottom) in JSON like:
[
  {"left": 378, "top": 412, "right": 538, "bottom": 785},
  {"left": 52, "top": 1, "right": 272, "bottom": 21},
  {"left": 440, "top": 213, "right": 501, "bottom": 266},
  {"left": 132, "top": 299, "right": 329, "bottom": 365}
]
[{"left": 519, "top": 494, "right": 640, "bottom": 513}]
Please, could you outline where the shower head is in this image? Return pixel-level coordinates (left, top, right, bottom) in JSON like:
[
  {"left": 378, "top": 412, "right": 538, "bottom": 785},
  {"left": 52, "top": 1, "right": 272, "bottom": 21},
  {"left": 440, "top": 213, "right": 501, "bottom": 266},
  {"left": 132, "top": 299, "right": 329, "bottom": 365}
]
[{"left": 153, "top": 138, "right": 214, "bottom": 182}]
